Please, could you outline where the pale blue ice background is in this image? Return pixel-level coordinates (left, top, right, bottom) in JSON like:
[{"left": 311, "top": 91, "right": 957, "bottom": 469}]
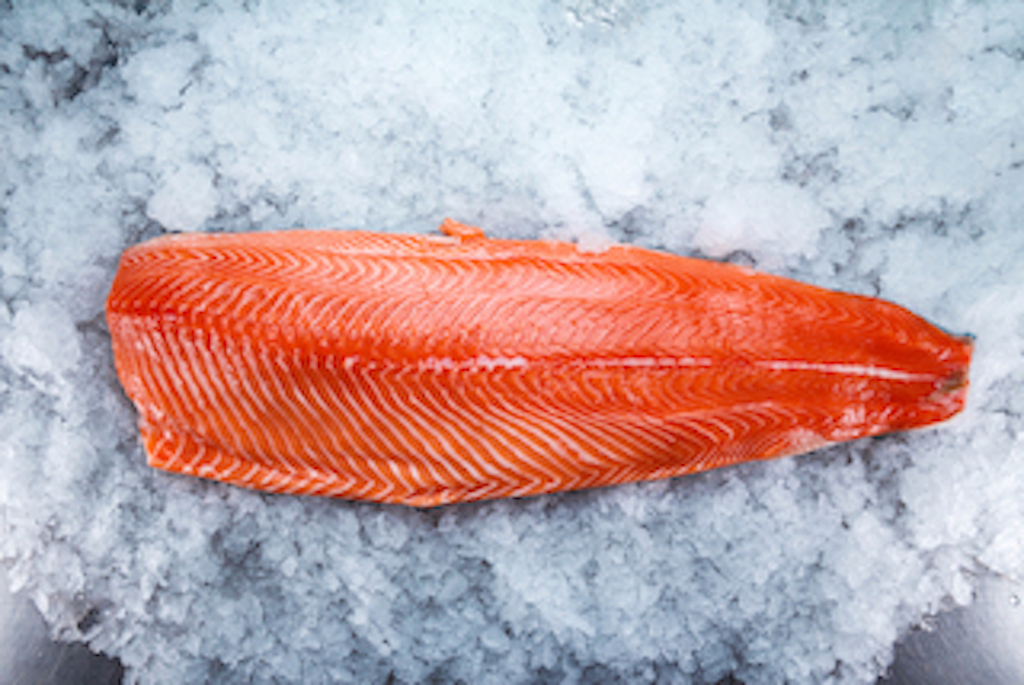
[{"left": 1, "top": 1, "right": 1023, "bottom": 683}]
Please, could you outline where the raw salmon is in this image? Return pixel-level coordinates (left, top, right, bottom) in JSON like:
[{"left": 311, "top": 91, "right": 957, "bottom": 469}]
[{"left": 106, "top": 219, "right": 972, "bottom": 506}]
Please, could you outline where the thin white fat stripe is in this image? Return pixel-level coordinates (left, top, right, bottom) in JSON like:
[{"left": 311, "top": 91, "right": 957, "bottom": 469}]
[
  {"left": 298, "top": 444, "right": 359, "bottom": 493},
  {"left": 501, "top": 397, "right": 650, "bottom": 481},
  {"left": 244, "top": 346, "right": 305, "bottom": 472},
  {"left": 183, "top": 327, "right": 253, "bottom": 456},
  {"left": 418, "top": 355, "right": 530, "bottom": 372},
  {"left": 267, "top": 349, "right": 333, "bottom": 475},
  {"left": 371, "top": 376, "right": 450, "bottom": 493},
  {"left": 467, "top": 378, "right": 584, "bottom": 466},
  {"left": 288, "top": 475, "right": 317, "bottom": 495},
  {"left": 382, "top": 374, "right": 486, "bottom": 486},
  {"left": 167, "top": 327, "right": 218, "bottom": 423},
  {"left": 126, "top": 323, "right": 174, "bottom": 422},
  {"left": 550, "top": 356, "right": 717, "bottom": 370},
  {"left": 296, "top": 291, "right": 337, "bottom": 331},
  {"left": 292, "top": 352, "right": 355, "bottom": 459},
  {"left": 182, "top": 435, "right": 208, "bottom": 471},
  {"left": 499, "top": 385, "right": 645, "bottom": 468},
  {"left": 423, "top": 376, "right": 532, "bottom": 489},
  {"left": 437, "top": 378, "right": 545, "bottom": 486},
  {"left": 240, "top": 462, "right": 262, "bottom": 484},
  {"left": 415, "top": 355, "right": 714, "bottom": 373},
  {"left": 145, "top": 428, "right": 171, "bottom": 467},
  {"left": 347, "top": 366, "right": 433, "bottom": 500},
  {"left": 503, "top": 368, "right": 677, "bottom": 463},
  {"left": 253, "top": 285, "right": 294, "bottom": 334},
  {"left": 328, "top": 362, "right": 399, "bottom": 461},
  {"left": 145, "top": 325, "right": 200, "bottom": 428},
  {"left": 206, "top": 331, "right": 272, "bottom": 455},
  {"left": 755, "top": 359, "right": 937, "bottom": 381},
  {"left": 394, "top": 381, "right": 503, "bottom": 495},
  {"left": 256, "top": 468, "right": 283, "bottom": 489},
  {"left": 691, "top": 412, "right": 737, "bottom": 442},
  {"left": 214, "top": 451, "right": 247, "bottom": 481},
  {"left": 402, "top": 373, "right": 492, "bottom": 480},
  {"left": 234, "top": 337, "right": 292, "bottom": 459},
  {"left": 273, "top": 357, "right": 343, "bottom": 478},
  {"left": 357, "top": 452, "right": 396, "bottom": 501},
  {"left": 306, "top": 368, "right": 388, "bottom": 489},
  {"left": 515, "top": 401, "right": 631, "bottom": 467},
  {"left": 210, "top": 271, "right": 258, "bottom": 320},
  {"left": 379, "top": 456, "right": 425, "bottom": 499},
  {"left": 162, "top": 430, "right": 189, "bottom": 471},
  {"left": 478, "top": 405, "right": 576, "bottom": 488},
  {"left": 453, "top": 372, "right": 585, "bottom": 485}
]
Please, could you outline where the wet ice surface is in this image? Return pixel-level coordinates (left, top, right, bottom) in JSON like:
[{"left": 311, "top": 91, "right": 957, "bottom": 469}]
[{"left": 1, "top": 0, "right": 1023, "bottom": 683}]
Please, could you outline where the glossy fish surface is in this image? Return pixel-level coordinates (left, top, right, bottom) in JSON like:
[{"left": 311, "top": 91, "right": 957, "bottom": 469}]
[{"left": 106, "top": 220, "right": 972, "bottom": 506}]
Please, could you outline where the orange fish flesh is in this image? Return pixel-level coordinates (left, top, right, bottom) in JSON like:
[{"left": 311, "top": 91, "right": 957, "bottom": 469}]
[{"left": 105, "top": 219, "right": 972, "bottom": 506}]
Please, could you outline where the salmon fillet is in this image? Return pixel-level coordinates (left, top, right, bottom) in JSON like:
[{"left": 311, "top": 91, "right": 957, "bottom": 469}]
[{"left": 106, "top": 219, "right": 972, "bottom": 506}]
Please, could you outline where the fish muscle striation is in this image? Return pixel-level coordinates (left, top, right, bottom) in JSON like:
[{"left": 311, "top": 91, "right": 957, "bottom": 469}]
[{"left": 106, "top": 220, "right": 972, "bottom": 506}]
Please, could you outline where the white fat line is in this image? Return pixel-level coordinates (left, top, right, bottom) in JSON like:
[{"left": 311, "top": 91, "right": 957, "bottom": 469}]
[
  {"left": 145, "top": 327, "right": 199, "bottom": 429},
  {"left": 233, "top": 337, "right": 293, "bottom": 458},
  {"left": 182, "top": 436, "right": 208, "bottom": 471},
  {"left": 512, "top": 395, "right": 671, "bottom": 469},
  {"left": 450, "top": 376, "right": 561, "bottom": 483},
  {"left": 476, "top": 403, "right": 579, "bottom": 487},
  {"left": 184, "top": 328, "right": 256, "bottom": 456},
  {"left": 240, "top": 462, "right": 262, "bottom": 483},
  {"left": 161, "top": 431, "right": 188, "bottom": 472},
  {"left": 581, "top": 356, "right": 716, "bottom": 369},
  {"left": 307, "top": 378, "right": 386, "bottom": 488},
  {"left": 483, "top": 388, "right": 598, "bottom": 465},
  {"left": 195, "top": 450, "right": 222, "bottom": 478},
  {"left": 293, "top": 357, "right": 357, "bottom": 462},
  {"left": 385, "top": 374, "right": 490, "bottom": 485},
  {"left": 469, "top": 371, "right": 614, "bottom": 472},
  {"left": 754, "top": 359, "right": 938, "bottom": 382},
  {"left": 374, "top": 376, "right": 455, "bottom": 492},
  {"left": 273, "top": 351, "right": 344, "bottom": 474},
  {"left": 407, "top": 355, "right": 939, "bottom": 379},
  {"left": 440, "top": 378, "right": 560, "bottom": 486},
  {"left": 418, "top": 355, "right": 530, "bottom": 372},
  {"left": 349, "top": 366, "right": 435, "bottom": 494},
  {"left": 512, "top": 366, "right": 671, "bottom": 459},
  {"left": 212, "top": 451, "right": 246, "bottom": 481},
  {"left": 414, "top": 355, "right": 713, "bottom": 373},
  {"left": 243, "top": 345, "right": 306, "bottom": 468},
  {"left": 326, "top": 361, "right": 396, "bottom": 461}
]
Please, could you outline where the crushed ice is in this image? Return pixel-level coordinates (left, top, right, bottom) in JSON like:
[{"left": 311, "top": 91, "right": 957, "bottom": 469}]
[{"left": 1, "top": 1, "right": 1023, "bottom": 683}]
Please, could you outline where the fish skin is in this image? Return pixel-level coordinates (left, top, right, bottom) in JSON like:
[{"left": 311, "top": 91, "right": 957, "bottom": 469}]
[{"left": 105, "top": 219, "right": 972, "bottom": 506}]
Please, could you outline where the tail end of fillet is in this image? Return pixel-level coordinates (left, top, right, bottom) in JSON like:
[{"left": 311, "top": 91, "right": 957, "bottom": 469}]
[
  {"left": 927, "top": 332, "right": 973, "bottom": 422},
  {"left": 884, "top": 329, "right": 974, "bottom": 434}
]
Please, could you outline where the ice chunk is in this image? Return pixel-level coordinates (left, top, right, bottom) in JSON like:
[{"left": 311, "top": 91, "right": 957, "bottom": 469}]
[
  {"left": 147, "top": 164, "right": 220, "bottom": 232},
  {"left": 696, "top": 182, "right": 831, "bottom": 264},
  {"left": 122, "top": 43, "right": 202, "bottom": 110},
  {"left": 2, "top": 302, "right": 80, "bottom": 377}
]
